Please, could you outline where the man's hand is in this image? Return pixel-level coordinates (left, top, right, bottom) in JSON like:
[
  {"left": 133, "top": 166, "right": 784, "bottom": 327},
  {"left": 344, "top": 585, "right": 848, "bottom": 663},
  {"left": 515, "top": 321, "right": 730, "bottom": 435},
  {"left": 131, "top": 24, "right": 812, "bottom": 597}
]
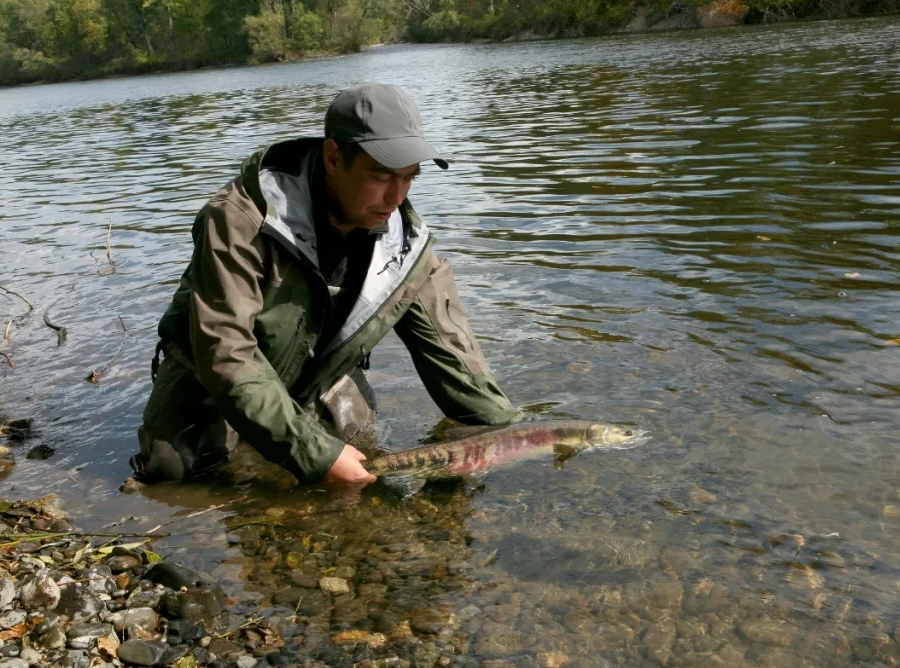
[{"left": 323, "top": 444, "right": 377, "bottom": 486}]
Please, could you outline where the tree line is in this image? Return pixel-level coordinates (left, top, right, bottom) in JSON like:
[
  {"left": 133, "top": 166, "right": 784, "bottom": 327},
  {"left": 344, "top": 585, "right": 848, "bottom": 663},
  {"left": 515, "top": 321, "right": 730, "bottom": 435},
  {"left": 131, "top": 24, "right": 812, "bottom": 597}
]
[{"left": 1, "top": 0, "right": 896, "bottom": 86}]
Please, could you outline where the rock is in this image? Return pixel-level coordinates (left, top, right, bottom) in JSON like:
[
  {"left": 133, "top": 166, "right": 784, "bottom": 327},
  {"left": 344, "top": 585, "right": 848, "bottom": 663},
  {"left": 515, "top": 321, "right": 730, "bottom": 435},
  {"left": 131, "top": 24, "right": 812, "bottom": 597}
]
[
  {"left": 332, "top": 631, "right": 386, "bottom": 648},
  {"left": 689, "top": 483, "right": 717, "bottom": 505},
  {"left": 410, "top": 608, "right": 457, "bottom": 635},
  {"left": 117, "top": 639, "right": 169, "bottom": 666},
  {"left": 236, "top": 657, "right": 256, "bottom": 668},
  {"left": 66, "top": 623, "right": 115, "bottom": 649},
  {"left": 77, "top": 565, "right": 116, "bottom": 596},
  {"left": 39, "top": 625, "right": 67, "bottom": 649},
  {"left": 166, "top": 620, "right": 204, "bottom": 644},
  {"left": 110, "top": 608, "right": 159, "bottom": 633},
  {"left": 106, "top": 556, "right": 141, "bottom": 573},
  {"left": 17, "top": 649, "right": 39, "bottom": 667},
  {"left": 0, "top": 610, "right": 26, "bottom": 628},
  {"left": 56, "top": 584, "right": 104, "bottom": 620},
  {"left": 146, "top": 563, "right": 203, "bottom": 590},
  {"left": 333, "top": 566, "right": 356, "bottom": 580},
  {"left": 537, "top": 652, "right": 568, "bottom": 668},
  {"left": 0, "top": 660, "right": 28, "bottom": 668},
  {"left": 737, "top": 616, "right": 795, "bottom": 647},
  {"left": 18, "top": 570, "right": 61, "bottom": 611},
  {"left": 412, "top": 643, "right": 441, "bottom": 668},
  {"left": 125, "top": 589, "right": 163, "bottom": 610},
  {"left": 643, "top": 619, "right": 676, "bottom": 665},
  {"left": 160, "top": 645, "right": 189, "bottom": 664},
  {"left": 161, "top": 587, "right": 226, "bottom": 622},
  {"left": 288, "top": 573, "right": 319, "bottom": 588},
  {"left": 318, "top": 578, "right": 349, "bottom": 594},
  {"left": 0, "top": 579, "right": 14, "bottom": 610}
]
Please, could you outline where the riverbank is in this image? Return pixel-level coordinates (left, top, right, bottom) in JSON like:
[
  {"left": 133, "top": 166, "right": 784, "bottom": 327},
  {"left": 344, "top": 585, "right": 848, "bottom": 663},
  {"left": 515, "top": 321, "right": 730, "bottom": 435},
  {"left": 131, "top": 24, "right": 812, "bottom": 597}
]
[{"left": 2, "top": 7, "right": 896, "bottom": 89}]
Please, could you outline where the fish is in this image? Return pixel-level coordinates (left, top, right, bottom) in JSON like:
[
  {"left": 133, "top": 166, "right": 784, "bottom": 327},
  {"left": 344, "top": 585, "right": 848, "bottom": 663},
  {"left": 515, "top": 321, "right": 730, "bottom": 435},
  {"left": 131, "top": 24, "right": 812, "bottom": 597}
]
[{"left": 365, "top": 420, "right": 647, "bottom": 482}]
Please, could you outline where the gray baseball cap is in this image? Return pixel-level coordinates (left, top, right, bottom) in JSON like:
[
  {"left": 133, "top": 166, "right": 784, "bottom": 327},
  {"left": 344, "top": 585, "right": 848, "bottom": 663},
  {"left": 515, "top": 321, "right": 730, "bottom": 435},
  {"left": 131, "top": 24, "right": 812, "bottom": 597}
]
[{"left": 325, "top": 84, "right": 448, "bottom": 170}]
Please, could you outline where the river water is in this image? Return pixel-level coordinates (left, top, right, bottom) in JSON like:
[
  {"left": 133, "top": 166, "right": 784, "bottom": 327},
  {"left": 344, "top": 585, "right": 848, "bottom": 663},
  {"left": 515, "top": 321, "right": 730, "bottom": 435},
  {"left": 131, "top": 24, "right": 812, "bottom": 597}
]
[{"left": 2, "top": 15, "right": 900, "bottom": 668}]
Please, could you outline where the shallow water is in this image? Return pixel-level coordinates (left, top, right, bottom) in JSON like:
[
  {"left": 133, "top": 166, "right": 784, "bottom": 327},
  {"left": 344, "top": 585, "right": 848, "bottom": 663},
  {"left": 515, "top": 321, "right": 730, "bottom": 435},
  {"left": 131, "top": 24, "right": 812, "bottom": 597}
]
[{"left": 2, "top": 15, "right": 900, "bottom": 667}]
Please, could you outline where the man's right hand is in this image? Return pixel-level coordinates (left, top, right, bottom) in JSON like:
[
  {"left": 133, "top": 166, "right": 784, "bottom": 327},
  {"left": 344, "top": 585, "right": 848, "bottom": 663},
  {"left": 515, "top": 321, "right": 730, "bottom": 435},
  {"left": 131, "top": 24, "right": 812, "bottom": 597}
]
[{"left": 323, "top": 444, "right": 377, "bottom": 486}]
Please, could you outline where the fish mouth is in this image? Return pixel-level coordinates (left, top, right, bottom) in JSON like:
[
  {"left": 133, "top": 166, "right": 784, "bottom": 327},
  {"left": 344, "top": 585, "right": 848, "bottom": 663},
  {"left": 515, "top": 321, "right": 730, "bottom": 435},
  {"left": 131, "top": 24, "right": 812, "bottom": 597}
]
[{"left": 608, "top": 429, "right": 651, "bottom": 449}]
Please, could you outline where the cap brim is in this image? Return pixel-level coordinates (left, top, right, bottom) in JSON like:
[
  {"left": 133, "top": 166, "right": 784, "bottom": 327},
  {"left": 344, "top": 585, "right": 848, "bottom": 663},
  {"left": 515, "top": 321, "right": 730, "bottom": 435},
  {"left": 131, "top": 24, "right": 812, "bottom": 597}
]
[{"left": 359, "top": 136, "right": 449, "bottom": 170}]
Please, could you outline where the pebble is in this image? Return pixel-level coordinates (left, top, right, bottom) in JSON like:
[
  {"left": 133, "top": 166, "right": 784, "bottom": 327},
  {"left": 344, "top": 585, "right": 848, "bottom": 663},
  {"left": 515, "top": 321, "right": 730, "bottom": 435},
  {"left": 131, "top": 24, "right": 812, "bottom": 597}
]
[
  {"left": 17, "top": 649, "right": 40, "bottom": 666},
  {"left": 117, "top": 639, "right": 169, "bottom": 666},
  {"left": 66, "top": 623, "right": 114, "bottom": 649},
  {"left": 0, "top": 659, "right": 28, "bottom": 668},
  {"left": 737, "top": 616, "right": 795, "bottom": 647},
  {"left": 0, "top": 579, "right": 14, "bottom": 610},
  {"left": 318, "top": 577, "right": 349, "bottom": 594},
  {"left": 146, "top": 563, "right": 203, "bottom": 590},
  {"left": 18, "top": 570, "right": 61, "bottom": 611},
  {"left": 161, "top": 587, "right": 226, "bottom": 622},
  {"left": 0, "top": 610, "right": 26, "bottom": 628},
  {"left": 39, "top": 625, "right": 67, "bottom": 649},
  {"left": 109, "top": 608, "right": 159, "bottom": 633},
  {"left": 106, "top": 556, "right": 141, "bottom": 573},
  {"left": 56, "top": 584, "right": 104, "bottom": 620},
  {"left": 236, "top": 656, "right": 257, "bottom": 668}
]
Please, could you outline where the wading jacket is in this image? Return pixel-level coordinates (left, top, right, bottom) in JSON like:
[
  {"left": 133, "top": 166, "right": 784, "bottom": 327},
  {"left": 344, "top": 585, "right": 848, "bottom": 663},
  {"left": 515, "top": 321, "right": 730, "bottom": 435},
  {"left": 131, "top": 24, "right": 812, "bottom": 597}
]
[{"left": 156, "top": 138, "right": 521, "bottom": 482}]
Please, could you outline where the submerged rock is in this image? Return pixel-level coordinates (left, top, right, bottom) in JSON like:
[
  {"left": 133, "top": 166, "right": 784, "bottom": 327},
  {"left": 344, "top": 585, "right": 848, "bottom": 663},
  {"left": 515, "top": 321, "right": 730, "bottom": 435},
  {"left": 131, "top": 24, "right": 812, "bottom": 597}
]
[{"left": 146, "top": 563, "right": 204, "bottom": 590}]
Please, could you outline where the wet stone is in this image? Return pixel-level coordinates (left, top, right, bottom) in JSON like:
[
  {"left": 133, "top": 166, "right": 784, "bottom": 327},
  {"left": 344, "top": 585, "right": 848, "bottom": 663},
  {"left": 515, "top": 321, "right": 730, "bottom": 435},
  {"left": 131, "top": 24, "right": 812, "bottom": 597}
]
[
  {"left": 0, "top": 645, "right": 21, "bottom": 658},
  {"left": 166, "top": 619, "right": 204, "bottom": 643},
  {"left": 18, "top": 570, "right": 60, "bottom": 611},
  {"left": 737, "top": 616, "right": 795, "bottom": 647},
  {"left": 110, "top": 608, "right": 159, "bottom": 633},
  {"left": 288, "top": 573, "right": 319, "bottom": 589},
  {"left": 319, "top": 578, "right": 349, "bottom": 594},
  {"left": 412, "top": 643, "right": 441, "bottom": 668},
  {"left": 66, "top": 623, "right": 114, "bottom": 649},
  {"left": 643, "top": 619, "right": 676, "bottom": 665},
  {"left": 117, "top": 639, "right": 169, "bottom": 666},
  {"left": 126, "top": 589, "right": 164, "bottom": 610},
  {"left": 410, "top": 608, "right": 457, "bottom": 635},
  {"left": 105, "top": 555, "right": 142, "bottom": 574},
  {"left": 160, "top": 645, "right": 190, "bottom": 664},
  {"left": 161, "top": 587, "right": 226, "bottom": 622},
  {"left": 146, "top": 563, "right": 203, "bottom": 590}
]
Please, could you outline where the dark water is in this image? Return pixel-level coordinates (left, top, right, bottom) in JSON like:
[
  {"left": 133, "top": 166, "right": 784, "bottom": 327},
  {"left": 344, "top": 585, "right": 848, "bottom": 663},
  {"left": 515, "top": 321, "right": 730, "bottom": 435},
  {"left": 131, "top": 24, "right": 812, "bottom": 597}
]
[{"left": 2, "top": 16, "right": 900, "bottom": 667}]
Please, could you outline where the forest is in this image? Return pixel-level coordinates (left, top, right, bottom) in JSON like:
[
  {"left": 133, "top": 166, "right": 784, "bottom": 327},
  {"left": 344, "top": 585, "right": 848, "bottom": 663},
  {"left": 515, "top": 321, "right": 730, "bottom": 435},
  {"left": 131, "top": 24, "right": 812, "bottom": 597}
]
[{"left": 1, "top": 0, "right": 897, "bottom": 86}]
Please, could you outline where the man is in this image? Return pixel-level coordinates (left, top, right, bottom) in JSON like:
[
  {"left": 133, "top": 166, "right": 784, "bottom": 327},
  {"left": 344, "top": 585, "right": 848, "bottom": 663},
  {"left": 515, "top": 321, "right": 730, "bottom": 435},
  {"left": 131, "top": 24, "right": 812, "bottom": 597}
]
[{"left": 130, "top": 83, "right": 522, "bottom": 487}]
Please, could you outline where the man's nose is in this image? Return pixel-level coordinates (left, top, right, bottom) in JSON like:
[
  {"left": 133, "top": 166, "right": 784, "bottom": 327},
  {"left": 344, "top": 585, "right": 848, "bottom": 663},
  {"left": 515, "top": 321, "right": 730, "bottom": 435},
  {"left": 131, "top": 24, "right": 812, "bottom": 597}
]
[{"left": 385, "top": 180, "right": 405, "bottom": 207}]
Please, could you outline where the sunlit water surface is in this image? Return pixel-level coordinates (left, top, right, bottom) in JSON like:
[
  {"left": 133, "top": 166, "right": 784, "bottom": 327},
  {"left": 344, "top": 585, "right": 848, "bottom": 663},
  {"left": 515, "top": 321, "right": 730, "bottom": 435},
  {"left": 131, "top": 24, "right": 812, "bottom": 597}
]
[{"left": 2, "top": 16, "right": 900, "bottom": 667}]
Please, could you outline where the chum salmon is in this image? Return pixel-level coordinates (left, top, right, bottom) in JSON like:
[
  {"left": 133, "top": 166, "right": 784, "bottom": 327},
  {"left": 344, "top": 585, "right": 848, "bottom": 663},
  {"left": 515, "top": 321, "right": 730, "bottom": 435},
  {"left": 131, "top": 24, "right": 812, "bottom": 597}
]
[{"left": 365, "top": 420, "right": 647, "bottom": 481}]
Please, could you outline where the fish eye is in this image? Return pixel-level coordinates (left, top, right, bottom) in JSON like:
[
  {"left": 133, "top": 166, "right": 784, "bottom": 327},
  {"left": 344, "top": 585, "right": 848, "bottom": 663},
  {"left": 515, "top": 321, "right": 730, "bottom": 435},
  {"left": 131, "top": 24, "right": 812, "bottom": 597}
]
[{"left": 625, "top": 430, "right": 633, "bottom": 436}]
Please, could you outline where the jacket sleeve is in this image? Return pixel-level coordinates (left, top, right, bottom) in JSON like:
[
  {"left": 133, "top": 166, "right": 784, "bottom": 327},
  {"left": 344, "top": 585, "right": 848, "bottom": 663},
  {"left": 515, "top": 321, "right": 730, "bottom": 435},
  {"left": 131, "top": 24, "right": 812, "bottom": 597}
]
[
  {"left": 393, "top": 250, "right": 524, "bottom": 426},
  {"left": 188, "top": 200, "right": 344, "bottom": 482}
]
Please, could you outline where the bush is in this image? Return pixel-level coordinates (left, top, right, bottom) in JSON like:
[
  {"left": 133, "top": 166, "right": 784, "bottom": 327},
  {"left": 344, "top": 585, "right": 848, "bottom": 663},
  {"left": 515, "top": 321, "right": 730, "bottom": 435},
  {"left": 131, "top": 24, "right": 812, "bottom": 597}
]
[
  {"left": 290, "top": 8, "right": 324, "bottom": 53},
  {"left": 243, "top": 8, "right": 286, "bottom": 62}
]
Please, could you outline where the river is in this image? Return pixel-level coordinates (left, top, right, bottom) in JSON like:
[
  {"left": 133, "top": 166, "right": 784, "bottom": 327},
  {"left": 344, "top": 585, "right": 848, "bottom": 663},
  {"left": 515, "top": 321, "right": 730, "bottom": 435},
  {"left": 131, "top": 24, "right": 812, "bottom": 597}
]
[{"left": 2, "top": 15, "right": 900, "bottom": 667}]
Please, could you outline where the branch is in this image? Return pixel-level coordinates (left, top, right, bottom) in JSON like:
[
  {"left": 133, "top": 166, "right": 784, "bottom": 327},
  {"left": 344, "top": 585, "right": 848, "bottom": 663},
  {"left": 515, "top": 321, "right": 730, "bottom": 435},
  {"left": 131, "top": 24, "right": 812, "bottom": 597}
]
[
  {"left": 105, "top": 221, "right": 117, "bottom": 274},
  {"left": 0, "top": 352, "right": 12, "bottom": 369},
  {"left": 0, "top": 286, "right": 34, "bottom": 312}
]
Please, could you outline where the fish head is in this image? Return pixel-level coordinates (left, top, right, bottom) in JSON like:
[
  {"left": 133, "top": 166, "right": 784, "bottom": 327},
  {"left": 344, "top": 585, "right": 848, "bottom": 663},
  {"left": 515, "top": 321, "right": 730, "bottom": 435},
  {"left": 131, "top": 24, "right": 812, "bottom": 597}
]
[{"left": 585, "top": 423, "right": 648, "bottom": 448}]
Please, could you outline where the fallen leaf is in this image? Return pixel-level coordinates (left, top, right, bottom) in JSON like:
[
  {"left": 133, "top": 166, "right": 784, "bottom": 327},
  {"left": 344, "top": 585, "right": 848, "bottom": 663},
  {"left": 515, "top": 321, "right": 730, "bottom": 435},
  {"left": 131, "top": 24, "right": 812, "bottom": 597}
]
[
  {"left": 96, "top": 635, "right": 119, "bottom": 659},
  {"left": 0, "top": 623, "right": 26, "bottom": 640},
  {"left": 756, "top": 235, "right": 771, "bottom": 241}
]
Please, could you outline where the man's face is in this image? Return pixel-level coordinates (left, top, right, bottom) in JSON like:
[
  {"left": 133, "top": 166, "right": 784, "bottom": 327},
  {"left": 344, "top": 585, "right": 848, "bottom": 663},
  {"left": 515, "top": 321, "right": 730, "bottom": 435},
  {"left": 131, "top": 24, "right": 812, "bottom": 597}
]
[{"left": 323, "top": 139, "right": 420, "bottom": 231}]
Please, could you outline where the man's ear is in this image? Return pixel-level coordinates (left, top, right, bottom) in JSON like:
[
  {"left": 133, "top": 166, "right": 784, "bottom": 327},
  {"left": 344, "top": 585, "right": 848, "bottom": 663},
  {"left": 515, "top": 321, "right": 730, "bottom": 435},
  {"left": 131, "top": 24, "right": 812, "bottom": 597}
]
[{"left": 323, "top": 138, "right": 341, "bottom": 176}]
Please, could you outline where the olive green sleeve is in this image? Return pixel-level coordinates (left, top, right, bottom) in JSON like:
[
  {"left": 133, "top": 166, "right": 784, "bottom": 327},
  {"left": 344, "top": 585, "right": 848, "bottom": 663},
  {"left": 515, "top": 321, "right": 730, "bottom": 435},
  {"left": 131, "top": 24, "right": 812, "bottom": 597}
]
[
  {"left": 188, "top": 200, "right": 344, "bottom": 481},
  {"left": 393, "top": 252, "right": 523, "bottom": 426}
]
